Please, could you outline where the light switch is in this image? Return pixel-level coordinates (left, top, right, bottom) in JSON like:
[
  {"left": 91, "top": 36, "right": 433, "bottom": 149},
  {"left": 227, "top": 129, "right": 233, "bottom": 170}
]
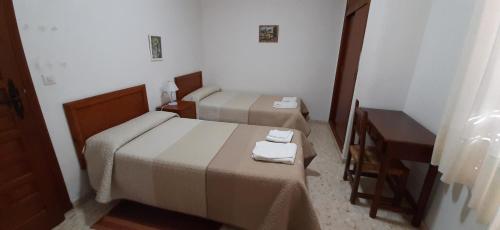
[{"left": 42, "top": 74, "right": 56, "bottom": 86}]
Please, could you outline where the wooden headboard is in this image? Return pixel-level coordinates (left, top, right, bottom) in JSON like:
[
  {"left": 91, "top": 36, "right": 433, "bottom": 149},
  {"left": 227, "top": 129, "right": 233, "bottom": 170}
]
[
  {"left": 174, "top": 71, "right": 203, "bottom": 100},
  {"left": 63, "top": 85, "right": 149, "bottom": 169}
]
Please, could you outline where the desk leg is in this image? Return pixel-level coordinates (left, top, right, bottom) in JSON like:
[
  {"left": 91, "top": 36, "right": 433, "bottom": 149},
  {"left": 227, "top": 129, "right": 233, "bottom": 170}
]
[
  {"left": 369, "top": 155, "right": 390, "bottom": 218},
  {"left": 411, "top": 165, "right": 438, "bottom": 227}
]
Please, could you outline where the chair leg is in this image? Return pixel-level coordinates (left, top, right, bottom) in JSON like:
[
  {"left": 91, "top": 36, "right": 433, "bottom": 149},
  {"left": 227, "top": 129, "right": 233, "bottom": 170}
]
[
  {"left": 343, "top": 153, "right": 352, "bottom": 181},
  {"left": 350, "top": 164, "right": 362, "bottom": 204},
  {"left": 393, "top": 175, "right": 407, "bottom": 207}
]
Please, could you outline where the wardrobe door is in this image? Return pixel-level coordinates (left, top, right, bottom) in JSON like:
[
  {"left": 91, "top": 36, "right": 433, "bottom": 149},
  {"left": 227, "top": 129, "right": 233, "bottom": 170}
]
[{"left": 329, "top": 0, "right": 370, "bottom": 149}]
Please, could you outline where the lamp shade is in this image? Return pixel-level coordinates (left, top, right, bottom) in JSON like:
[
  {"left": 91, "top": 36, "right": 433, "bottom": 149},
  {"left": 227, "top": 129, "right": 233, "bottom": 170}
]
[{"left": 166, "top": 81, "right": 179, "bottom": 92}]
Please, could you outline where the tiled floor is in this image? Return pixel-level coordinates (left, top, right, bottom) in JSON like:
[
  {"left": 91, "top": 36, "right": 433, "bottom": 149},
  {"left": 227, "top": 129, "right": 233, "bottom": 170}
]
[
  {"left": 54, "top": 121, "right": 417, "bottom": 230},
  {"left": 306, "top": 122, "right": 416, "bottom": 230}
]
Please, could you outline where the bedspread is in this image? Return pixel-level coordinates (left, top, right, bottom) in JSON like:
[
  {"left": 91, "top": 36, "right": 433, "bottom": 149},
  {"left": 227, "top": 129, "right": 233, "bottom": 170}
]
[
  {"left": 85, "top": 113, "right": 319, "bottom": 230},
  {"left": 197, "top": 91, "right": 311, "bottom": 136}
]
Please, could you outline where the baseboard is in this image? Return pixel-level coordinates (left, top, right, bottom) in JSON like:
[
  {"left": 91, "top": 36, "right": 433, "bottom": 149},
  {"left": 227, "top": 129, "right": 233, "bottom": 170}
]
[
  {"left": 420, "top": 221, "right": 430, "bottom": 230},
  {"left": 71, "top": 191, "right": 95, "bottom": 207}
]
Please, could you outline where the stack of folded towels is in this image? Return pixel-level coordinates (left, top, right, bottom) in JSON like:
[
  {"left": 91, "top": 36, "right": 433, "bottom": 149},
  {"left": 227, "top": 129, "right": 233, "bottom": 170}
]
[
  {"left": 252, "top": 130, "right": 297, "bottom": 165},
  {"left": 273, "top": 97, "right": 298, "bottom": 109}
]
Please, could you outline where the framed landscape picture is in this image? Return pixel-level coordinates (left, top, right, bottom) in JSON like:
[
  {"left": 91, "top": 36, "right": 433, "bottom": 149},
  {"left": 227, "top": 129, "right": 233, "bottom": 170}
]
[
  {"left": 259, "top": 25, "right": 279, "bottom": 43},
  {"left": 148, "top": 35, "right": 163, "bottom": 61}
]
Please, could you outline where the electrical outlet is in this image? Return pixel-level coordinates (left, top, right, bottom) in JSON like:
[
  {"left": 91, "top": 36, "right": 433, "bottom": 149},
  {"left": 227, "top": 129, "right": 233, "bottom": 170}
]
[{"left": 41, "top": 74, "right": 56, "bottom": 86}]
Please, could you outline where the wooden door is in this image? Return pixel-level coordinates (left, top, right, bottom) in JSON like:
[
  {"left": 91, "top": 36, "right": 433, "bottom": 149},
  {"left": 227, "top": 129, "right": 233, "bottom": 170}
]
[
  {"left": 329, "top": 0, "right": 370, "bottom": 149},
  {"left": 0, "top": 1, "right": 71, "bottom": 229}
]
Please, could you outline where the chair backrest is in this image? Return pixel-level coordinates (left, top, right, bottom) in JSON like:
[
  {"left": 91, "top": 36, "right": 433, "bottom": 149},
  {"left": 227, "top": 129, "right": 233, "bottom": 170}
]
[{"left": 350, "top": 100, "right": 369, "bottom": 157}]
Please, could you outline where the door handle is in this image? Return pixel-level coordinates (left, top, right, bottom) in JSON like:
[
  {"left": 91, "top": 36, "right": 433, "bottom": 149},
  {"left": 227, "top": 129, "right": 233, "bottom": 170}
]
[{"left": 1, "top": 79, "right": 24, "bottom": 119}]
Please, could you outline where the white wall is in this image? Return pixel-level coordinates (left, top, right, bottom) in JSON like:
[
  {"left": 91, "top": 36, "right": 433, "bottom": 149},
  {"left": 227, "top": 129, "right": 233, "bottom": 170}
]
[
  {"left": 403, "top": 0, "right": 488, "bottom": 229},
  {"left": 13, "top": 0, "right": 202, "bottom": 202},
  {"left": 404, "top": 0, "right": 476, "bottom": 133},
  {"left": 354, "top": 0, "right": 432, "bottom": 110},
  {"left": 342, "top": 0, "right": 433, "bottom": 154},
  {"left": 201, "top": 0, "right": 345, "bottom": 121}
]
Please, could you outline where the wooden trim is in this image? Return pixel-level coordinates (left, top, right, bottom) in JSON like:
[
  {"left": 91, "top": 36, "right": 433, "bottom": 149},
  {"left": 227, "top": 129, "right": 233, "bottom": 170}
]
[
  {"left": 174, "top": 71, "right": 203, "bottom": 101},
  {"left": 329, "top": 1, "right": 351, "bottom": 149},
  {"left": 329, "top": 0, "right": 370, "bottom": 150},
  {"left": 4, "top": 0, "right": 72, "bottom": 212},
  {"left": 63, "top": 85, "right": 149, "bottom": 169},
  {"left": 330, "top": 121, "right": 345, "bottom": 150},
  {"left": 347, "top": 0, "right": 370, "bottom": 15}
]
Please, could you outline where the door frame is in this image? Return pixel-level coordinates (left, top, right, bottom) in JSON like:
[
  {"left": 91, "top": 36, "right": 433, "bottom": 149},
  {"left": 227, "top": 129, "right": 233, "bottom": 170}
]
[
  {"left": 329, "top": 0, "right": 370, "bottom": 149},
  {"left": 3, "top": 0, "right": 72, "bottom": 212}
]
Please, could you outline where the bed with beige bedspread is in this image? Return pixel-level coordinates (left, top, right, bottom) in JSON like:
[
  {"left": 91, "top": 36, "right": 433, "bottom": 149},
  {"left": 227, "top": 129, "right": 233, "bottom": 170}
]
[
  {"left": 183, "top": 89, "right": 311, "bottom": 136},
  {"left": 85, "top": 111, "right": 319, "bottom": 230}
]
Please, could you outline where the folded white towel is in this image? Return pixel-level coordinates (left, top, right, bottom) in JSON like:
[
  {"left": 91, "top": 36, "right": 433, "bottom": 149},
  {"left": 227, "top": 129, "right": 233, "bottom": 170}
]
[
  {"left": 273, "top": 101, "right": 298, "bottom": 109},
  {"left": 282, "top": 97, "right": 297, "bottom": 102},
  {"left": 252, "top": 141, "right": 297, "bottom": 165},
  {"left": 253, "top": 154, "right": 295, "bottom": 165},
  {"left": 266, "top": 129, "right": 294, "bottom": 143}
]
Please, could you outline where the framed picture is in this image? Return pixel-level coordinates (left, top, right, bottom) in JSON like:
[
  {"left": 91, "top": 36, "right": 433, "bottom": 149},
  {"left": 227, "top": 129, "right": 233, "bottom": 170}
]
[
  {"left": 148, "top": 35, "right": 163, "bottom": 61},
  {"left": 259, "top": 25, "right": 279, "bottom": 43}
]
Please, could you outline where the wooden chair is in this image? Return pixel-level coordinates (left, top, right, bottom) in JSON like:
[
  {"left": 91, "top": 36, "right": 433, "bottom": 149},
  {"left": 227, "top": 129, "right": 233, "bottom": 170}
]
[{"left": 343, "top": 100, "right": 410, "bottom": 210}]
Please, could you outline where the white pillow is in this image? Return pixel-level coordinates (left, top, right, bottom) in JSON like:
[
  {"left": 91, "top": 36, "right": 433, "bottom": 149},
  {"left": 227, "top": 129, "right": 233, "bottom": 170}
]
[{"left": 182, "top": 86, "right": 221, "bottom": 102}]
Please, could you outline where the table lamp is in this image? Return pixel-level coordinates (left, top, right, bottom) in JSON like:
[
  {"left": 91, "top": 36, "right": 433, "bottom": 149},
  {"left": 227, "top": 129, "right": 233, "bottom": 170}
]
[{"left": 166, "top": 81, "right": 179, "bottom": 105}]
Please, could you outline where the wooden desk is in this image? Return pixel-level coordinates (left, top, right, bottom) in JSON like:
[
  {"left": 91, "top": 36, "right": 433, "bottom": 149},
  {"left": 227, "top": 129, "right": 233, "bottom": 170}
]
[{"left": 362, "top": 108, "right": 437, "bottom": 227}]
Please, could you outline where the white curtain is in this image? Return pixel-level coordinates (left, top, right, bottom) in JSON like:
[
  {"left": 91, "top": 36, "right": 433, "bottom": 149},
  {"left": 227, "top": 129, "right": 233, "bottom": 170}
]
[{"left": 431, "top": 0, "right": 500, "bottom": 226}]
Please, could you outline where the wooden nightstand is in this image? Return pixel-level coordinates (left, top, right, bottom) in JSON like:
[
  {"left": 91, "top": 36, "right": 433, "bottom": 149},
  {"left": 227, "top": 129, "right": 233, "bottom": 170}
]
[{"left": 156, "top": 101, "right": 196, "bottom": 119}]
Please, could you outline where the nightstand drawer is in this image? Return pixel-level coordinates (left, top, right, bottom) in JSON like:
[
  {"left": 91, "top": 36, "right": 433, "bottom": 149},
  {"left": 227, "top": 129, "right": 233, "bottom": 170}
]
[
  {"left": 156, "top": 101, "right": 196, "bottom": 119},
  {"left": 179, "top": 105, "right": 196, "bottom": 119}
]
